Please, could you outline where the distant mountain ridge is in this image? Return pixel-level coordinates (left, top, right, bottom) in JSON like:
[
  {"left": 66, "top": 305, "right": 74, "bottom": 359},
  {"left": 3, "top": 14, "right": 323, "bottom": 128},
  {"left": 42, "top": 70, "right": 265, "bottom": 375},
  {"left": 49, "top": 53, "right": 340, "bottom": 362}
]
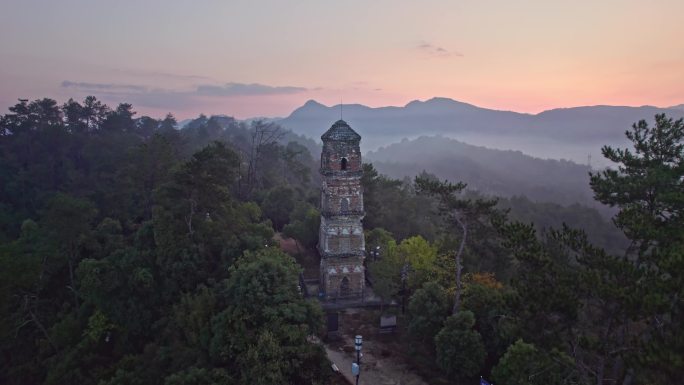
[
  {"left": 277, "top": 97, "right": 684, "bottom": 164},
  {"left": 367, "top": 135, "right": 599, "bottom": 208}
]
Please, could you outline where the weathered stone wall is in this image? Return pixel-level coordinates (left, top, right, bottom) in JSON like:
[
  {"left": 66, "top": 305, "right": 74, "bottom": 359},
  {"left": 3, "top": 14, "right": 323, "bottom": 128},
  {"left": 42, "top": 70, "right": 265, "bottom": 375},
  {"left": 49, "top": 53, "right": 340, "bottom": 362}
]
[
  {"left": 321, "top": 177, "right": 364, "bottom": 214},
  {"left": 320, "top": 141, "right": 362, "bottom": 172},
  {"left": 319, "top": 216, "right": 365, "bottom": 255},
  {"left": 320, "top": 258, "right": 365, "bottom": 298}
]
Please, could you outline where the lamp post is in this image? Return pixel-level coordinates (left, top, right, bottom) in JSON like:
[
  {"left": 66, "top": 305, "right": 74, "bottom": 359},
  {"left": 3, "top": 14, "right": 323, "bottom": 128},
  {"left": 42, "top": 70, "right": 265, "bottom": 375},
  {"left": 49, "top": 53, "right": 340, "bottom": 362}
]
[
  {"left": 369, "top": 245, "right": 380, "bottom": 261},
  {"left": 353, "top": 334, "right": 362, "bottom": 385}
]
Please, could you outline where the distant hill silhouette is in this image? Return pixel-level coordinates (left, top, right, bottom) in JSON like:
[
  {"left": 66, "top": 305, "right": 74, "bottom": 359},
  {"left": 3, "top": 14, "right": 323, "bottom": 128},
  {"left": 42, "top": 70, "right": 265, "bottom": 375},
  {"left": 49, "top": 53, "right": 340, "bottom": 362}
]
[
  {"left": 366, "top": 135, "right": 600, "bottom": 208},
  {"left": 277, "top": 97, "right": 684, "bottom": 164}
]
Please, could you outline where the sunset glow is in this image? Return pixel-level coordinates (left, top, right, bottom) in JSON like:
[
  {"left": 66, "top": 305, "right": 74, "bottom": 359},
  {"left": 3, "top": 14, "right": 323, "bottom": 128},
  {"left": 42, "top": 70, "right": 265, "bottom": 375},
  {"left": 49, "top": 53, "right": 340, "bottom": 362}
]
[{"left": 1, "top": 0, "right": 682, "bottom": 119}]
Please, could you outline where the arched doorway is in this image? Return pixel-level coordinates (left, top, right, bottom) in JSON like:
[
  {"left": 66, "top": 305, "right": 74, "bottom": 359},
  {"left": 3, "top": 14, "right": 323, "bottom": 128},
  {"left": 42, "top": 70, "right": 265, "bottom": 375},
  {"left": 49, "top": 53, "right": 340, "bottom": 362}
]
[
  {"left": 341, "top": 157, "right": 348, "bottom": 170},
  {"left": 340, "top": 276, "right": 351, "bottom": 297}
]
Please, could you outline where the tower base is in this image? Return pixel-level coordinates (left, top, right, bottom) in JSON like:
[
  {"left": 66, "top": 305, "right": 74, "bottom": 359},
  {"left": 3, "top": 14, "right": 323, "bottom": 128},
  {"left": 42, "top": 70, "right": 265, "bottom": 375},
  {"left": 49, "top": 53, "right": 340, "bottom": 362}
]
[{"left": 320, "top": 255, "right": 365, "bottom": 300}]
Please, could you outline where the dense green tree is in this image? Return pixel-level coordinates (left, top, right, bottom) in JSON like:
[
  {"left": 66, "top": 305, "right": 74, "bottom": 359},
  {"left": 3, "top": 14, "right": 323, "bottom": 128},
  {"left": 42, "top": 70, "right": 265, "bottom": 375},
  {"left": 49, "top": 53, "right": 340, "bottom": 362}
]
[
  {"left": 127, "top": 134, "right": 179, "bottom": 220},
  {"left": 159, "top": 113, "right": 178, "bottom": 132},
  {"left": 498, "top": 219, "right": 646, "bottom": 384},
  {"left": 135, "top": 115, "right": 160, "bottom": 138},
  {"left": 102, "top": 103, "right": 136, "bottom": 132},
  {"left": 210, "top": 248, "right": 328, "bottom": 384},
  {"left": 590, "top": 114, "right": 683, "bottom": 247},
  {"left": 282, "top": 202, "right": 320, "bottom": 251},
  {"left": 407, "top": 282, "right": 450, "bottom": 347},
  {"left": 81, "top": 96, "right": 109, "bottom": 131},
  {"left": 368, "top": 235, "right": 440, "bottom": 309},
  {"left": 396, "top": 235, "right": 438, "bottom": 289},
  {"left": 462, "top": 279, "right": 517, "bottom": 360},
  {"left": 164, "top": 367, "right": 234, "bottom": 385},
  {"left": 367, "top": 238, "right": 401, "bottom": 309},
  {"left": 498, "top": 195, "right": 629, "bottom": 255},
  {"left": 415, "top": 175, "right": 509, "bottom": 313},
  {"left": 361, "top": 163, "right": 439, "bottom": 240},
  {"left": 364, "top": 227, "right": 394, "bottom": 256},
  {"left": 42, "top": 193, "right": 98, "bottom": 308},
  {"left": 497, "top": 221, "right": 579, "bottom": 349},
  {"left": 281, "top": 141, "right": 315, "bottom": 186},
  {"left": 158, "top": 140, "right": 240, "bottom": 236},
  {"left": 260, "top": 185, "right": 295, "bottom": 231},
  {"left": 491, "top": 339, "right": 579, "bottom": 385},
  {"left": 589, "top": 114, "right": 684, "bottom": 381},
  {"left": 434, "top": 310, "right": 486, "bottom": 379}
]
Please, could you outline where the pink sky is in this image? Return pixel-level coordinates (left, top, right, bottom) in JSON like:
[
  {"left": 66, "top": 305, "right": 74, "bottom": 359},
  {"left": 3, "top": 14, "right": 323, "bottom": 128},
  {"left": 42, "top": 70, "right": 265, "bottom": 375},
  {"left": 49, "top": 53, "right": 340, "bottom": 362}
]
[{"left": 1, "top": 0, "right": 683, "bottom": 119}]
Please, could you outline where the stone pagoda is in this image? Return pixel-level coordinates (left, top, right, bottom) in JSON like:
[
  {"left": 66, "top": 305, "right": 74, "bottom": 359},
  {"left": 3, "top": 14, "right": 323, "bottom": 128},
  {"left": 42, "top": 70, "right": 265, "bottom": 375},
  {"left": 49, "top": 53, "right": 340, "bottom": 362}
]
[{"left": 318, "top": 120, "right": 366, "bottom": 299}]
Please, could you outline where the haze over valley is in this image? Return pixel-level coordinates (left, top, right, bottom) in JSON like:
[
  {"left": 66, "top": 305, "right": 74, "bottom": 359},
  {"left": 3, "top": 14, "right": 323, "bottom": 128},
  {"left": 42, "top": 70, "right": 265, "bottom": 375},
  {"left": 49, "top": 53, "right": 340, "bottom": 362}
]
[{"left": 277, "top": 97, "right": 684, "bottom": 167}]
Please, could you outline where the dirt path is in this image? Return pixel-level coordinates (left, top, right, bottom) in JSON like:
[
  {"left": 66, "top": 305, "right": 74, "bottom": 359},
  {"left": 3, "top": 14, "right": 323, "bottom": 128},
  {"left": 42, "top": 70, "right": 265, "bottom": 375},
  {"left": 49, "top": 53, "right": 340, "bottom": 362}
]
[
  {"left": 324, "top": 341, "right": 428, "bottom": 385},
  {"left": 324, "top": 308, "right": 428, "bottom": 385}
]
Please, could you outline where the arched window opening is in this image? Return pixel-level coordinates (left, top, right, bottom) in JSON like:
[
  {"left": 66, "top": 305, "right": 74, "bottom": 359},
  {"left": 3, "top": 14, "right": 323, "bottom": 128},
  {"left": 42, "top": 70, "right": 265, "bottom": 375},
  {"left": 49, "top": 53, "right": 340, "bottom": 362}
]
[
  {"left": 341, "top": 157, "right": 348, "bottom": 170},
  {"left": 340, "top": 198, "right": 350, "bottom": 212},
  {"left": 340, "top": 276, "right": 351, "bottom": 296}
]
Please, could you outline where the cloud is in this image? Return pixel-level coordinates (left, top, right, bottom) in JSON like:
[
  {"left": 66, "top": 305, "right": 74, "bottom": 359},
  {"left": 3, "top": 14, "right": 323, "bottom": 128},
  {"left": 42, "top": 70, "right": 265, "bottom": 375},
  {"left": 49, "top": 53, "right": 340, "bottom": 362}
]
[
  {"left": 61, "top": 81, "right": 147, "bottom": 92},
  {"left": 196, "top": 82, "right": 307, "bottom": 96},
  {"left": 59, "top": 80, "right": 310, "bottom": 111},
  {"left": 416, "top": 41, "right": 463, "bottom": 58}
]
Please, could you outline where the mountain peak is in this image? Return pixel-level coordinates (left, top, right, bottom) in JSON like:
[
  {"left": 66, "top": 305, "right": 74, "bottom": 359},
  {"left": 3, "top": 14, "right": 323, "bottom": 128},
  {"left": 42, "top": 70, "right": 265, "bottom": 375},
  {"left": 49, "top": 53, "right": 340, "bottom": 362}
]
[
  {"left": 303, "top": 99, "right": 325, "bottom": 108},
  {"left": 404, "top": 97, "right": 478, "bottom": 111}
]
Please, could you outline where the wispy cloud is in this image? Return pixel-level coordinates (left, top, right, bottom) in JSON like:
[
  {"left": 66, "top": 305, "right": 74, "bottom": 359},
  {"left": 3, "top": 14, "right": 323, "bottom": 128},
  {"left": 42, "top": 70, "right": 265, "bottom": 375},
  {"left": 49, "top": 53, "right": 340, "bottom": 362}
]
[
  {"left": 61, "top": 81, "right": 148, "bottom": 92},
  {"left": 416, "top": 41, "right": 463, "bottom": 58},
  {"left": 60, "top": 81, "right": 309, "bottom": 110},
  {"left": 62, "top": 81, "right": 307, "bottom": 96},
  {"left": 196, "top": 82, "right": 307, "bottom": 96}
]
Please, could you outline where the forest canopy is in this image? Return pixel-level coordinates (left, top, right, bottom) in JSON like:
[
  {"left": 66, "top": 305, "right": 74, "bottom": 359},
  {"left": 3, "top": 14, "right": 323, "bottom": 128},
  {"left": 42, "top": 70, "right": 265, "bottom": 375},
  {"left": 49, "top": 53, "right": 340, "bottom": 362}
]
[{"left": 0, "top": 97, "right": 681, "bottom": 385}]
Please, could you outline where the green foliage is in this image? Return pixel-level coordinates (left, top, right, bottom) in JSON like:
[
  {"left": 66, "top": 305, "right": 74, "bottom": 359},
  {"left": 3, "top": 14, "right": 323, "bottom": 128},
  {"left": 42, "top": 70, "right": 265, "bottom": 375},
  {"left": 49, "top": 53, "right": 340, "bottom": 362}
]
[
  {"left": 367, "top": 238, "right": 401, "bottom": 305},
  {"left": 415, "top": 174, "right": 512, "bottom": 282},
  {"left": 590, "top": 114, "right": 683, "bottom": 247},
  {"left": 396, "top": 235, "right": 438, "bottom": 288},
  {"left": 498, "top": 195, "right": 629, "bottom": 254},
  {"left": 434, "top": 310, "right": 486, "bottom": 379},
  {"left": 83, "top": 310, "right": 115, "bottom": 342},
  {"left": 497, "top": 221, "right": 580, "bottom": 348},
  {"left": 164, "top": 367, "right": 233, "bottom": 385},
  {"left": 462, "top": 280, "right": 517, "bottom": 359},
  {"left": 364, "top": 227, "right": 394, "bottom": 253},
  {"left": 368, "top": 234, "right": 440, "bottom": 307},
  {"left": 2, "top": 95, "right": 681, "bottom": 385},
  {"left": 261, "top": 186, "right": 295, "bottom": 230},
  {"left": 361, "top": 163, "right": 439, "bottom": 240},
  {"left": 0, "top": 97, "right": 324, "bottom": 385},
  {"left": 492, "top": 340, "right": 579, "bottom": 385},
  {"left": 210, "top": 248, "right": 328, "bottom": 384},
  {"left": 282, "top": 202, "right": 320, "bottom": 250},
  {"left": 407, "top": 282, "right": 450, "bottom": 345},
  {"left": 410, "top": 115, "right": 684, "bottom": 383},
  {"left": 589, "top": 114, "right": 684, "bottom": 381}
]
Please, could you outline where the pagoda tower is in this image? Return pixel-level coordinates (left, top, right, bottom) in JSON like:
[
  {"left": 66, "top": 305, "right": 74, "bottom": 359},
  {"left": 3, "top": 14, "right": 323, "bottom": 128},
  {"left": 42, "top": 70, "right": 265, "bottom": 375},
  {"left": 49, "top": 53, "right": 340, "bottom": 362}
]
[{"left": 318, "top": 120, "right": 365, "bottom": 299}]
